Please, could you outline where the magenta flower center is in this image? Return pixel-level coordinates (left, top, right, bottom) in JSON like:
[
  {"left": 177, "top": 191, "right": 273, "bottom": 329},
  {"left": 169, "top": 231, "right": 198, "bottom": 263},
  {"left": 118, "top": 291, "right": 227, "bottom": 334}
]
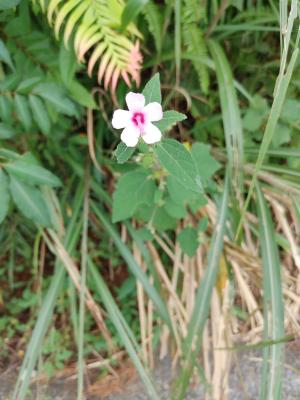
[{"left": 132, "top": 112, "right": 145, "bottom": 130}]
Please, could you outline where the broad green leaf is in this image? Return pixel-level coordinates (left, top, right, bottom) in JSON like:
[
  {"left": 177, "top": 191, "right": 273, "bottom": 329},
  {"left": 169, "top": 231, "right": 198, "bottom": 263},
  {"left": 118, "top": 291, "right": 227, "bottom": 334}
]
[
  {"left": 256, "top": 183, "right": 284, "bottom": 400},
  {"left": 14, "top": 94, "right": 32, "bottom": 131},
  {"left": 164, "top": 196, "right": 187, "bottom": 219},
  {"left": 190, "top": 143, "right": 221, "bottom": 180},
  {"left": 29, "top": 95, "right": 51, "bottom": 136},
  {"left": 142, "top": 73, "right": 161, "bottom": 104},
  {"left": 154, "top": 110, "right": 186, "bottom": 133},
  {"left": 0, "top": 39, "right": 14, "bottom": 70},
  {"left": 154, "top": 139, "right": 202, "bottom": 193},
  {"left": 33, "top": 83, "right": 77, "bottom": 116},
  {"left": 153, "top": 206, "right": 177, "bottom": 232},
  {"left": 178, "top": 227, "right": 198, "bottom": 257},
  {"left": 68, "top": 81, "right": 97, "bottom": 109},
  {"left": 0, "top": 170, "right": 10, "bottom": 223},
  {"left": 112, "top": 170, "right": 156, "bottom": 222},
  {"left": 0, "top": 0, "right": 21, "bottom": 10},
  {"left": 121, "top": 0, "right": 149, "bottom": 31},
  {"left": 5, "top": 160, "right": 61, "bottom": 187},
  {"left": 166, "top": 175, "right": 197, "bottom": 205},
  {"left": 0, "top": 123, "right": 15, "bottom": 139},
  {"left": 114, "top": 142, "right": 135, "bottom": 164},
  {"left": 10, "top": 176, "right": 51, "bottom": 226}
]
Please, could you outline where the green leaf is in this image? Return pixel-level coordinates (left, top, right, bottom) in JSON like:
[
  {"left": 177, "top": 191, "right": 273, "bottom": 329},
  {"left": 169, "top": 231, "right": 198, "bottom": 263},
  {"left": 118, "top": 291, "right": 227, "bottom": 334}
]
[
  {"left": 166, "top": 175, "right": 198, "bottom": 206},
  {"left": 208, "top": 40, "right": 243, "bottom": 190},
  {"left": 0, "top": 95, "right": 12, "bottom": 123},
  {"left": 10, "top": 176, "right": 51, "bottom": 226},
  {"left": 112, "top": 170, "right": 156, "bottom": 222},
  {"left": 154, "top": 110, "right": 186, "bottom": 133},
  {"left": 17, "top": 77, "right": 42, "bottom": 94},
  {"left": 59, "top": 44, "right": 77, "bottom": 86},
  {"left": 190, "top": 143, "right": 221, "bottom": 181},
  {"left": 5, "top": 160, "right": 61, "bottom": 187},
  {"left": 165, "top": 196, "right": 187, "bottom": 219},
  {"left": 14, "top": 94, "right": 32, "bottom": 131},
  {"left": 0, "top": 39, "right": 14, "bottom": 70},
  {"left": 0, "top": 0, "right": 21, "bottom": 10},
  {"left": 0, "top": 123, "right": 15, "bottom": 139},
  {"left": 68, "top": 81, "right": 97, "bottom": 109},
  {"left": 0, "top": 170, "right": 10, "bottom": 224},
  {"left": 121, "top": 0, "right": 149, "bottom": 31},
  {"left": 33, "top": 83, "right": 77, "bottom": 116},
  {"left": 256, "top": 183, "right": 284, "bottom": 400},
  {"left": 154, "top": 139, "right": 202, "bottom": 193},
  {"left": 114, "top": 142, "right": 135, "bottom": 164},
  {"left": 176, "top": 170, "right": 229, "bottom": 398},
  {"left": 178, "top": 227, "right": 199, "bottom": 257},
  {"left": 142, "top": 73, "right": 161, "bottom": 104},
  {"left": 29, "top": 95, "right": 51, "bottom": 136}
]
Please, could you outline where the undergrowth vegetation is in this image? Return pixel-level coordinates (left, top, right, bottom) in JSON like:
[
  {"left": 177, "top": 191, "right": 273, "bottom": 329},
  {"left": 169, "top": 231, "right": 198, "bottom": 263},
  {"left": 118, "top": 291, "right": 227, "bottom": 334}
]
[{"left": 0, "top": 0, "right": 300, "bottom": 399}]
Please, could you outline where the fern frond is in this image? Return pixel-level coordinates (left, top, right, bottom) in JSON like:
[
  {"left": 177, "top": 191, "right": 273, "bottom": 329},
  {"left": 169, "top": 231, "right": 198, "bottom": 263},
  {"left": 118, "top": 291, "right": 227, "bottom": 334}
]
[
  {"left": 182, "top": 0, "right": 209, "bottom": 93},
  {"left": 143, "top": 2, "right": 163, "bottom": 53},
  {"left": 36, "top": 0, "right": 143, "bottom": 92}
]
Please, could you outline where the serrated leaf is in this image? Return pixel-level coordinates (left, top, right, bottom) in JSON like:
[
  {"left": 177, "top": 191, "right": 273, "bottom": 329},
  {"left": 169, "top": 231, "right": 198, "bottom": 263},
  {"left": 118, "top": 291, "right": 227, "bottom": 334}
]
[
  {"left": 14, "top": 94, "right": 32, "bottom": 131},
  {"left": 154, "top": 139, "right": 202, "bottom": 193},
  {"left": 166, "top": 175, "right": 197, "bottom": 206},
  {"left": 153, "top": 206, "right": 177, "bottom": 232},
  {"left": 29, "top": 95, "right": 51, "bottom": 136},
  {"left": 10, "top": 176, "right": 51, "bottom": 227},
  {"left": 142, "top": 73, "right": 161, "bottom": 104},
  {"left": 114, "top": 142, "right": 135, "bottom": 164},
  {"left": 33, "top": 83, "right": 77, "bottom": 116},
  {"left": 0, "top": 123, "right": 15, "bottom": 139},
  {"left": 154, "top": 110, "right": 186, "bottom": 133},
  {"left": 178, "top": 227, "right": 199, "bottom": 257},
  {"left": 0, "top": 39, "right": 14, "bottom": 70},
  {"left": 5, "top": 160, "right": 61, "bottom": 187},
  {"left": 0, "top": 170, "right": 10, "bottom": 224},
  {"left": 190, "top": 143, "right": 221, "bottom": 181},
  {"left": 112, "top": 170, "right": 156, "bottom": 222},
  {"left": 164, "top": 196, "right": 187, "bottom": 219}
]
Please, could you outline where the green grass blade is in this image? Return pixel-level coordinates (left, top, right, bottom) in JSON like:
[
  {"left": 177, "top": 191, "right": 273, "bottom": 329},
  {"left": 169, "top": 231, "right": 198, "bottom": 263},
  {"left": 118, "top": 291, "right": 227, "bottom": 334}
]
[
  {"left": 208, "top": 39, "right": 243, "bottom": 195},
  {"left": 91, "top": 203, "right": 172, "bottom": 330},
  {"left": 256, "top": 183, "right": 285, "bottom": 400},
  {"left": 174, "top": 170, "right": 230, "bottom": 400},
  {"left": 88, "top": 257, "right": 161, "bottom": 400},
  {"left": 236, "top": 12, "right": 299, "bottom": 239},
  {"left": 77, "top": 177, "right": 89, "bottom": 400},
  {"left": 13, "top": 183, "right": 84, "bottom": 400}
]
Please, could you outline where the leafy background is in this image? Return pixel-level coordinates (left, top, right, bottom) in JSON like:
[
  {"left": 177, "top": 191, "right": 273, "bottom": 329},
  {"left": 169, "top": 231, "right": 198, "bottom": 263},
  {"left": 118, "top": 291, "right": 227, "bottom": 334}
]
[{"left": 0, "top": 0, "right": 300, "bottom": 399}]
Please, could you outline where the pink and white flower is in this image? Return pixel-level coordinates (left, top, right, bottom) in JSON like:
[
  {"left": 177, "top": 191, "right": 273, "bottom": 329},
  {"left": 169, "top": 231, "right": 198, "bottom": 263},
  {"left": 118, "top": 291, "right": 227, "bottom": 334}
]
[{"left": 112, "top": 92, "right": 163, "bottom": 147}]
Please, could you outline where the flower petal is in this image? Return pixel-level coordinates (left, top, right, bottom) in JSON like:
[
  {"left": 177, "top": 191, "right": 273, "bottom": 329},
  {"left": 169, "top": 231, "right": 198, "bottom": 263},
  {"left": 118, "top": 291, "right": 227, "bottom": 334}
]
[
  {"left": 112, "top": 109, "right": 131, "bottom": 129},
  {"left": 143, "top": 102, "right": 163, "bottom": 122},
  {"left": 142, "top": 122, "right": 162, "bottom": 144},
  {"left": 121, "top": 125, "right": 140, "bottom": 147},
  {"left": 126, "top": 92, "right": 145, "bottom": 111}
]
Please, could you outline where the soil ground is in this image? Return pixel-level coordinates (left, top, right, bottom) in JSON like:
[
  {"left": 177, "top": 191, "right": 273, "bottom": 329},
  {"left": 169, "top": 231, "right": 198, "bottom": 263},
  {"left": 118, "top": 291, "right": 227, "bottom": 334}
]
[{"left": 1, "top": 346, "right": 300, "bottom": 399}]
